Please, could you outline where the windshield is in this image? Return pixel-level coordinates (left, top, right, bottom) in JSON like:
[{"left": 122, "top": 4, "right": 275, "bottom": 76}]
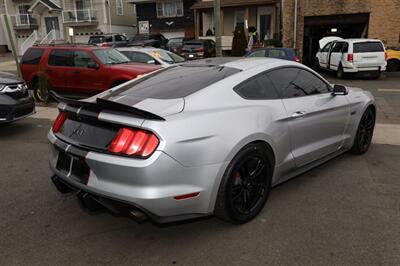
[
  {"left": 93, "top": 49, "right": 130, "bottom": 65},
  {"left": 148, "top": 50, "right": 185, "bottom": 64}
]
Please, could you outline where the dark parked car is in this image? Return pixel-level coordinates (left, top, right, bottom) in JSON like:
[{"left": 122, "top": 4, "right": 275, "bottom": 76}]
[
  {"left": 247, "top": 48, "right": 300, "bottom": 62},
  {"left": 167, "top": 37, "right": 192, "bottom": 54},
  {"left": 20, "top": 45, "right": 160, "bottom": 103},
  {"left": 88, "top": 34, "right": 129, "bottom": 47},
  {"left": 129, "top": 34, "right": 168, "bottom": 49},
  {"left": 181, "top": 39, "right": 216, "bottom": 60},
  {"left": 0, "top": 72, "right": 35, "bottom": 124}
]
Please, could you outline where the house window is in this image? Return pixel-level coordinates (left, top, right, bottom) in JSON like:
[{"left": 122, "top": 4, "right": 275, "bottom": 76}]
[
  {"left": 17, "top": 4, "right": 31, "bottom": 25},
  {"left": 156, "top": 0, "right": 184, "bottom": 18},
  {"left": 234, "top": 10, "right": 245, "bottom": 30},
  {"left": 116, "top": 0, "right": 123, "bottom": 16}
]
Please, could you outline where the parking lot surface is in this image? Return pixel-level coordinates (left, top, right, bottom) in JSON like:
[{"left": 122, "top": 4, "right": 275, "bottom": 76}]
[{"left": 1, "top": 74, "right": 400, "bottom": 265}]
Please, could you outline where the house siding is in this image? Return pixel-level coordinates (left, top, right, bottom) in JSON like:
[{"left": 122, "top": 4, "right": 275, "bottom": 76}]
[{"left": 136, "top": 0, "right": 196, "bottom": 37}]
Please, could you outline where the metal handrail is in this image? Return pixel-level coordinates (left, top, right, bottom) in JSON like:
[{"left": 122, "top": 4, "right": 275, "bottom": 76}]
[{"left": 21, "top": 30, "right": 38, "bottom": 55}]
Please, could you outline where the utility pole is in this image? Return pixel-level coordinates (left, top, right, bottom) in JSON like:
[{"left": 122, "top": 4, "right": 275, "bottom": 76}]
[
  {"left": 2, "top": 14, "right": 21, "bottom": 78},
  {"left": 213, "top": 0, "right": 222, "bottom": 57}
]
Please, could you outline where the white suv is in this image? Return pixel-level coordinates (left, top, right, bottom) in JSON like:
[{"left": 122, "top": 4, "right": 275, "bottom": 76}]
[{"left": 315, "top": 37, "right": 387, "bottom": 79}]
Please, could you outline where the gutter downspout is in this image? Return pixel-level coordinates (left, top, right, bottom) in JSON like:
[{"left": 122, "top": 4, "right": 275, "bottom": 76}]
[{"left": 293, "top": 0, "right": 297, "bottom": 49}]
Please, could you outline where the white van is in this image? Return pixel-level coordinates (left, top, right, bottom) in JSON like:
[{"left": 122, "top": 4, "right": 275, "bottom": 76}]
[{"left": 315, "top": 37, "right": 387, "bottom": 79}]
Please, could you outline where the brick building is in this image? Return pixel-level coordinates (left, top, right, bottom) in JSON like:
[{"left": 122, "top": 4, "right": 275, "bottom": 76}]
[{"left": 281, "top": 0, "right": 400, "bottom": 65}]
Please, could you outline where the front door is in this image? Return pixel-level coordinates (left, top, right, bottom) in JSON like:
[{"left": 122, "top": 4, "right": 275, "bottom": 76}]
[
  {"left": 45, "top": 17, "right": 60, "bottom": 33},
  {"left": 267, "top": 67, "right": 349, "bottom": 167},
  {"left": 257, "top": 7, "right": 272, "bottom": 42}
]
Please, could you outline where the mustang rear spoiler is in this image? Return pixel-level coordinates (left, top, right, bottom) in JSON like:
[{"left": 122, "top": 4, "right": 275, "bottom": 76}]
[{"left": 50, "top": 91, "right": 165, "bottom": 121}]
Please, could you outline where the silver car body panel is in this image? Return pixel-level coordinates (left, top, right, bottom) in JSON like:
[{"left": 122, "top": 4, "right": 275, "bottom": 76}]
[{"left": 48, "top": 58, "right": 375, "bottom": 221}]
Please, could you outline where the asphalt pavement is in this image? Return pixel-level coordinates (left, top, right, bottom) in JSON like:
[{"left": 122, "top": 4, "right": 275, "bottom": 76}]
[{"left": 0, "top": 72, "right": 400, "bottom": 265}]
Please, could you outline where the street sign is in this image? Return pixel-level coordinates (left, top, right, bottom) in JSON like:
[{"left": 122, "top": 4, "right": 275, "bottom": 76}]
[{"left": 139, "top": 21, "right": 149, "bottom": 34}]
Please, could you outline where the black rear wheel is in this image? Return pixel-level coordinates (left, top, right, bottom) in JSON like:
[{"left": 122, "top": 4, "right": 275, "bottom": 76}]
[
  {"left": 215, "top": 143, "right": 273, "bottom": 223},
  {"left": 387, "top": 59, "right": 400, "bottom": 72},
  {"left": 351, "top": 107, "right": 375, "bottom": 154},
  {"left": 337, "top": 65, "right": 345, "bottom": 79}
]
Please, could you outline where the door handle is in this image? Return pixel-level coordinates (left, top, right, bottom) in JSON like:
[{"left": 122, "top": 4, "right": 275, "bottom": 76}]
[
  {"left": 71, "top": 70, "right": 80, "bottom": 74},
  {"left": 291, "top": 111, "right": 307, "bottom": 118},
  {"left": 45, "top": 69, "right": 52, "bottom": 73}
]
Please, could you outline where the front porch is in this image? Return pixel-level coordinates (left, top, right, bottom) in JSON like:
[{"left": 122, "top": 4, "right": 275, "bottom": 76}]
[{"left": 192, "top": 0, "right": 280, "bottom": 51}]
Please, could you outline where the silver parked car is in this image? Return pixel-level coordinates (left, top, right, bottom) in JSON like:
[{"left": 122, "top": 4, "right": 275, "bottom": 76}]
[{"left": 48, "top": 58, "right": 375, "bottom": 224}]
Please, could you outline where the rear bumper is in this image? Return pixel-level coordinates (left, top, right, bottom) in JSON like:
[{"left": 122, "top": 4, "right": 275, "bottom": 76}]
[
  {"left": 0, "top": 94, "right": 35, "bottom": 123},
  {"left": 343, "top": 63, "right": 387, "bottom": 73},
  {"left": 48, "top": 131, "right": 225, "bottom": 223}
]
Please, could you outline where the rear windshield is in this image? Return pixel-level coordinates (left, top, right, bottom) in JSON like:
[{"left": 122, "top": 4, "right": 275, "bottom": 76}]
[
  {"left": 21, "top": 48, "right": 44, "bottom": 64},
  {"left": 106, "top": 65, "right": 240, "bottom": 99},
  {"left": 184, "top": 42, "right": 202, "bottom": 47},
  {"left": 353, "top": 42, "right": 384, "bottom": 53}
]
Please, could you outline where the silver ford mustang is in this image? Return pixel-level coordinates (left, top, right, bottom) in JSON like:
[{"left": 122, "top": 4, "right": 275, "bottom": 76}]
[{"left": 48, "top": 58, "right": 375, "bottom": 224}]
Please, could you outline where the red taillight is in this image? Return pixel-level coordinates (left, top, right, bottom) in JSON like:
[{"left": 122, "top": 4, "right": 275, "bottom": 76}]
[
  {"left": 52, "top": 112, "right": 68, "bottom": 133},
  {"left": 108, "top": 128, "right": 159, "bottom": 158},
  {"left": 197, "top": 48, "right": 204, "bottom": 53},
  {"left": 101, "top": 42, "right": 110, "bottom": 47},
  {"left": 347, "top": 54, "right": 353, "bottom": 62},
  {"left": 294, "top": 56, "right": 300, "bottom": 62}
]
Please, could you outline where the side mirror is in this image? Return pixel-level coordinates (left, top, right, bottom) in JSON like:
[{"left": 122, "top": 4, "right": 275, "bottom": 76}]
[
  {"left": 332, "top": 84, "right": 348, "bottom": 96},
  {"left": 87, "top": 61, "right": 99, "bottom": 69}
]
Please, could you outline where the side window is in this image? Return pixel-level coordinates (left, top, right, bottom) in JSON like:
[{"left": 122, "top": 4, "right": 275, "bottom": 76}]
[
  {"left": 115, "top": 35, "right": 126, "bottom": 42},
  {"left": 21, "top": 48, "right": 44, "bottom": 64},
  {"left": 48, "top": 49, "right": 74, "bottom": 67},
  {"left": 321, "top": 42, "right": 332, "bottom": 53},
  {"left": 248, "top": 50, "right": 266, "bottom": 57},
  {"left": 331, "top": 42, "right": 344, "bottom": 53},
  {"left": 267, "top": 49, "right": 286, "bottom": 58},
  {"left": 267, "top": 68, "right": 301, "bottom": 98},
  {"left": 234, "top": 74, "right": 279, "bottom": 100},
  {"left": 294, "top": 69, "right": 330, "bottom": 95},
  {"left": 73, "top": 51, "right": 96, "bottom": 68},
  {"left": 342, "top": 43, "right": 349, "bottom": 53},
  {"left": 130, "top": 52, "right": 155, "bottom": 64}
]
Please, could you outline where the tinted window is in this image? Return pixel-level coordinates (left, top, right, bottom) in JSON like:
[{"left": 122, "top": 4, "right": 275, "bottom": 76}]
[
  {"left": 21, "top": 48, "right": 44, "bottom": 64},
  {"left": 353, "top": 42, "right": 384, "bottom": 53},
  {"left": 268, "top": 68, "right": 330, "bottom": 98},
  {"left": 331, "top": 42, "right": 344, "bottom": 53},
  {"left": 74, "top": 51, "right": 96, "bottom": 68},
  {"left": 105, "top": 65, "right": 241, "bottom": 99},
  {"left": 48, "top": 49, "right": 74, "bottom": 67},
  {"left": 89, "top": 36, "right": 112, "bottom": 44},
  {"left": 342, "top": 43, "right": 349, "bottom": 53},
  {"left": 234, "top": 74, "right": 279, "bottom": 100}
]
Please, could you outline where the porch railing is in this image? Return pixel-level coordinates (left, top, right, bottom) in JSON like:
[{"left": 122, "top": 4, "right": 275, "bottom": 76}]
[
  {"left": 21, "top": 30, "right": 38, "bottom": 56},
  {"left": 62, "top": 9, "right": 97, "bottom": 23},
  {"left": 11, "top": 14, "right": 39, "bottom": 27},
  {"left": 40, "top": 29, "right": 60, "bottom": 44}
]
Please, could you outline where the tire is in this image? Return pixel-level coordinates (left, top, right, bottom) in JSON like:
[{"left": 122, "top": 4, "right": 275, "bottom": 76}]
[
  {"left": 371, "top": 71, "right": 381, "bottom": 80},
  {"left": 337, "top": 65, "right": 345, "bottom": 79},
  {"left": 32, "top": 77, "right": 52, "bottom": 104},
  {"left": 214, "top": 143, "right": 274, "bottom": 224},
  {"left": 350, "top": 107, "right": 375, "bottom": 155},
  {"left": 387, "top": 59, "right": 400, "bottom": 72}
]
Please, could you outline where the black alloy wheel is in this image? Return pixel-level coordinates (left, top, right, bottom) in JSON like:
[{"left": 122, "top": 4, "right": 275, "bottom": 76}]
[
  {"left": 351, "top": 107, "right": 375, "bottom": 154},
  {"left": 215, "top": 143, "right": 273, "bottom": 223}
]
